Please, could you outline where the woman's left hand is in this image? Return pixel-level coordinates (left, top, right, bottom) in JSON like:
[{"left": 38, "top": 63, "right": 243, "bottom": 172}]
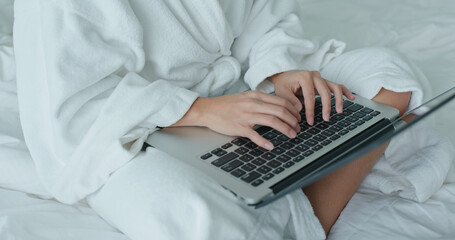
[{"left": 269, "top": 70, "right": 355, "bottom": 125}]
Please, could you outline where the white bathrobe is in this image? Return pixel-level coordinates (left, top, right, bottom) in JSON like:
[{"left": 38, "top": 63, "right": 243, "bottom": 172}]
[
  {"left": 13, "top": 0, "right": 344, "bottom": 204},
  {"left": 13, "top": 0, "right": 437, "bottom": 239}
]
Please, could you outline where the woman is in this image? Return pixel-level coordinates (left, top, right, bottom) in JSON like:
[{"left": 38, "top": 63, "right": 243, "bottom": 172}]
[{"left": 14, "top": 0, "right": 421, "bottom": 239}]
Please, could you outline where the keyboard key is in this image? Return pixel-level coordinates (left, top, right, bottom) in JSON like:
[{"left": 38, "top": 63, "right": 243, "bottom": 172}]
[
  {"left": 281, "top": 142, "right": 295, "bottom": 150},
  {"left": 363, "top": 115, "right": 373, "bottom": 121},
  {"left": 361, "top": 107, "right": 374, "bottom": 113},
  {"left": 214, "top": 150, "right": 227, "bottom": 157},
  {"left": 284, "top": 161, "right": 295, "bottom": 168},
  {"left": 371, "top": 111, "right": 381, "bottom": 116},
  {"left": 263, "top": 173, "right": 275, "bottom": 180},
  {"left": 330, "top": 134, "right": 341, "bottom": 140},
  {"left": 308, "top": 128, "right": 320, "bottom": 134},
  {"left": 303, "top": 150, "right": 314, "bottom": 156},
  {"left": 200, "top": 153, "right": 212, "bottom": 160},
  {"left": 221, "top": 159, "right": 243, "bottom": 172},
  {"left": 241, "top": 163, "right": 256, "bottom": 172},
  {"left": 346, "top": 116, "right": 358, "bottom": 122},
  {"left": 321, "top": 140, "right": 332, "bottom": 146},
  {"left": 355, "top": 120, "right": 366, "bottom": 126},
  {"left": 252, "top": 158, "right": 267, "bottom": 166},
  {"left": 354, "top": 112, "right": 366, "bottom": 118},
  {"left": 211, "top": 148, "right": 222, "bottom": 154},
  {"left": 341, "top": 110, "right": 353, "bottom": 116},
  {"left": 257, "top": 166, "right": 272, "bottom": 174},
  {"left": 273, "top": 167, "right": 285, "bottom": 174},
  {"left": 249, "top": 148, "right": 264, "bottom": 157},
  {"left": 343, "top": 100, "right": 353, "bottom": 108},
  {"left": 300, "top": 132, "right": 312, "bottom": 139},
  {"left": 321, "top": 130, "right": 335, "bottom": 137},
  {"left": 239, "top": 154, "right": 254, "bottom": 162},
  {"left": 277, "top": 155, "right": 291, "bottom": 163},
  {"left": 256, "top": 126, "right": 272, "bottom": 135},
  {"left": 347, "top": 125, "right": 357, "bottom": 130},
  {"left": 290, "top": 137, "right": 303, "bottom": 144},
  {"left": 313, "top": 135, "right": 326, "bottom": 141},
  {"left": 270, "top": 139, "right": 283, "bottom": 146},
  {"left": 305, "top": 139, "right": 318, "bottom": 146},
  {"left": 245, "top": 142, "right": 258, "bottom": 149},
  {"left": 261, "top": 152, "right": 276, "bottom": 160},
  {"left": 211, "top": 152, "right": 238, "bottom": 167},
  {"left": 286, "top": 149, "right": 300, "bottom": 157},
  {"left": 338, "top": 120, "right": 350, "bottom": 127},
  {"left": 312, "top": 145, "right": 323, "bottom": 151},
  {"left": 315, "top": 123, "right": 330, "bottom": 130},
  {"left": 339, "top": 129, "right": 349, "bottom": 135},
  {"left": 251, "top": 179, "right": 264, "bottom": 187},
  {"left": 332, "top": 115, "right": 344, "bottom": 121},
  {"left": 241, "top": 171, "right": 261, "bottom": 183},
  {"left": 263, "top": 132, "right": 277, "bottom": 140},
  {"left": 348, "top": 104, "right": 363, "bottom": 112},
  {"left": 271, "top": 147, "right": 285, "bottom": 155},
  {"left": 295, "top": 144, "right": 309, "bottom": 152},
  {"left": 221, "top": 143, "right": 233, "bottom": 149},
  {"left": 277, "top": 135, "right": 290, "bottom": 141},
  {"left": 231, "top": 138, "right": 247, "bottom": 146},
  {"left": 231, "top": 169, "right": 246, "bottom": 178},
  {"left": 293, "top": 155, "right": 305, "bottom": 162},
  {"left": 267, "top": 160, "right": 281, "bottom": 168},
  {"left": 234, "top": 147, "right": 249, "bottom": 154},
  {"left": 329, "top": 125, "right": 343, "bottom": 131}
]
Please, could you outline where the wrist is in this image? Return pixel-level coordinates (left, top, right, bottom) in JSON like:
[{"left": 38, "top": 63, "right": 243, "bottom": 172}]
[
  {"left": 268, "top": 72, "right": 283, "bottom": 85},
  {"left": 172, "top": 97, "right": 207, "bottom": 127}
]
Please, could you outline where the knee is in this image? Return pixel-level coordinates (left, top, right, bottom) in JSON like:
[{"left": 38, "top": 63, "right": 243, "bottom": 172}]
[{"left": 372, "top": 88, "right": 411, "bottom": 116}]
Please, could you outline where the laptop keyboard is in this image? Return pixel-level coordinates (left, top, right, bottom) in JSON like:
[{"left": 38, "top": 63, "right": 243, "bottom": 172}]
[{"left": 200, "top": 96, "right": 381, "bottom": 187}]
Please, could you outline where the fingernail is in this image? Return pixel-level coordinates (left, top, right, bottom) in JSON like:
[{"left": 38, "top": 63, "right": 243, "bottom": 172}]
[
  {"left": 296, "top": 125, "right": 301, "bottom": 132},
  {"left": 324, "top": 112, "right": 330, "bottom": 121},
  {"left": 308, "top": 117, "right": 314, "bottom": 125},
  {"left": 289, "top": 129, "right": 296, "bottom": 138},
  {"left": 294, "top": 103, "right": 301, "bottom": 110},
  {"left": 337, "top": 105, "right": 343, "bottom": 113},
  {"left": 265, "top": 142, "right": 274, "bottom": 150}
]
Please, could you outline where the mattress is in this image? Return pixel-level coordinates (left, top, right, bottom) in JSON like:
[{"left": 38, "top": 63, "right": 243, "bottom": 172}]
[{"left": 1, "top": 0, "right": 455, "bottom": 239}]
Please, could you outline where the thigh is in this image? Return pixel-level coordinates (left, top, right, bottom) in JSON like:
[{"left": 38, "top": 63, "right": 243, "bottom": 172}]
[{"left": 87, "top": 147, "right": 322, "bottom": 240}]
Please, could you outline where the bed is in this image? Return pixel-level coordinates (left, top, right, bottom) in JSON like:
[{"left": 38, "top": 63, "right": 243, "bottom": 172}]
[{"left": 1, "top": 0, "right": 454, "bottom": 239}]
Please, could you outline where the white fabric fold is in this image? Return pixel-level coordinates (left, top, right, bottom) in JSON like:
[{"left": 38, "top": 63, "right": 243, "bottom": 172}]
[{"left": 360, "top": 123, "right": 455, "bottom": 202}]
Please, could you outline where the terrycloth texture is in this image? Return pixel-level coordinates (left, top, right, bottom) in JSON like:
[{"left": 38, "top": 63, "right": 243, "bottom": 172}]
[
  {"left": 13, "top": 0, "right": 344, "bottom": 204},
  {"left": 87, "top": 148, "right": 325, "bottom": 240},
  {"left": 360, "top": 123, "right": 455, "bottom": 202}
]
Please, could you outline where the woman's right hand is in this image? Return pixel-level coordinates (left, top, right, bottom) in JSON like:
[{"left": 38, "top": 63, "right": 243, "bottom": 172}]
[{"left": 173, "top": 91, "right": 301, "bottom": 150}]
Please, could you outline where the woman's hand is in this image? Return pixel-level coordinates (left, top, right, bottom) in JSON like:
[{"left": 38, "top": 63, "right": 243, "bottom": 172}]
[
  {"left": 173, "top": 91, "right": 301, "bottom": 150},
  {"left": 269, "top": 70, "right": 355, "bottom": 125}
]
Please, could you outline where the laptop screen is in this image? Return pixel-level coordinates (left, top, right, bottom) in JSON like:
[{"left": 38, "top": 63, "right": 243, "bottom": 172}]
[{"left": 391, "top": 86, "right": 455, "bottom": 136}]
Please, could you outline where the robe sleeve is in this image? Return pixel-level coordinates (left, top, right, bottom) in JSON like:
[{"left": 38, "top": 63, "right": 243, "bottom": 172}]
[
  {"left": 232, "top": 0, "right": 322, "bottom": 93},
  {"left": 13, "top": 0, "right": 198, "bottom": 204}
]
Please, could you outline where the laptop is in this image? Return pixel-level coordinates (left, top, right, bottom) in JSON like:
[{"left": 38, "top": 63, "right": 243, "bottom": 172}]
[{"left": 144, "top": 86, "right": 455, "bottom": 208}]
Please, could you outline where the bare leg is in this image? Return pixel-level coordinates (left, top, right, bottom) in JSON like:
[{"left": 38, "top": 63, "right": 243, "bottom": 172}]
[{"left": 303, "top": 88, "right": 411, "bottom": 235}]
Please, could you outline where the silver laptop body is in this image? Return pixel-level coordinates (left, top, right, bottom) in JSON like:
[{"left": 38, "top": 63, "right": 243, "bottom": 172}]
[{"left": 145, "top": 93, "right": 401, "bottom": 206}]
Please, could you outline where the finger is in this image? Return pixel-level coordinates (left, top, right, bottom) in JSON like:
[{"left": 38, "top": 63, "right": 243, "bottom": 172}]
[
  {"left": 274, "top": 88, "right": 303, "bottom": 122},
  {"left": 253, "top": 114, "right": 297, "bottom": 139},
  {"left": 298, "top": 76, "right": 315, "bottom": 125},
  {"left": 251, "top": 91, "right": 301, "bottom": 122},
  {"left": 341, "top": 85, "right": 356, "bottom": 100},
  {"left": 327, "top": 82, "right": 344, "bottom": 113},
  {"left": 313, "top": 73, "right": 332, "bottom": 121},
  {"left": 243, "top": 128, "right": 274, "bottom": 150},
  {"left": 254, "top": 101, "right": 300, "bottom": 131}
]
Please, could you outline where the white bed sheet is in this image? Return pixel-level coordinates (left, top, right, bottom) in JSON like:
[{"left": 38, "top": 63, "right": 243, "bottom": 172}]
[{"left": 1, "top": 0, "right": 455, "bottom": 239}]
